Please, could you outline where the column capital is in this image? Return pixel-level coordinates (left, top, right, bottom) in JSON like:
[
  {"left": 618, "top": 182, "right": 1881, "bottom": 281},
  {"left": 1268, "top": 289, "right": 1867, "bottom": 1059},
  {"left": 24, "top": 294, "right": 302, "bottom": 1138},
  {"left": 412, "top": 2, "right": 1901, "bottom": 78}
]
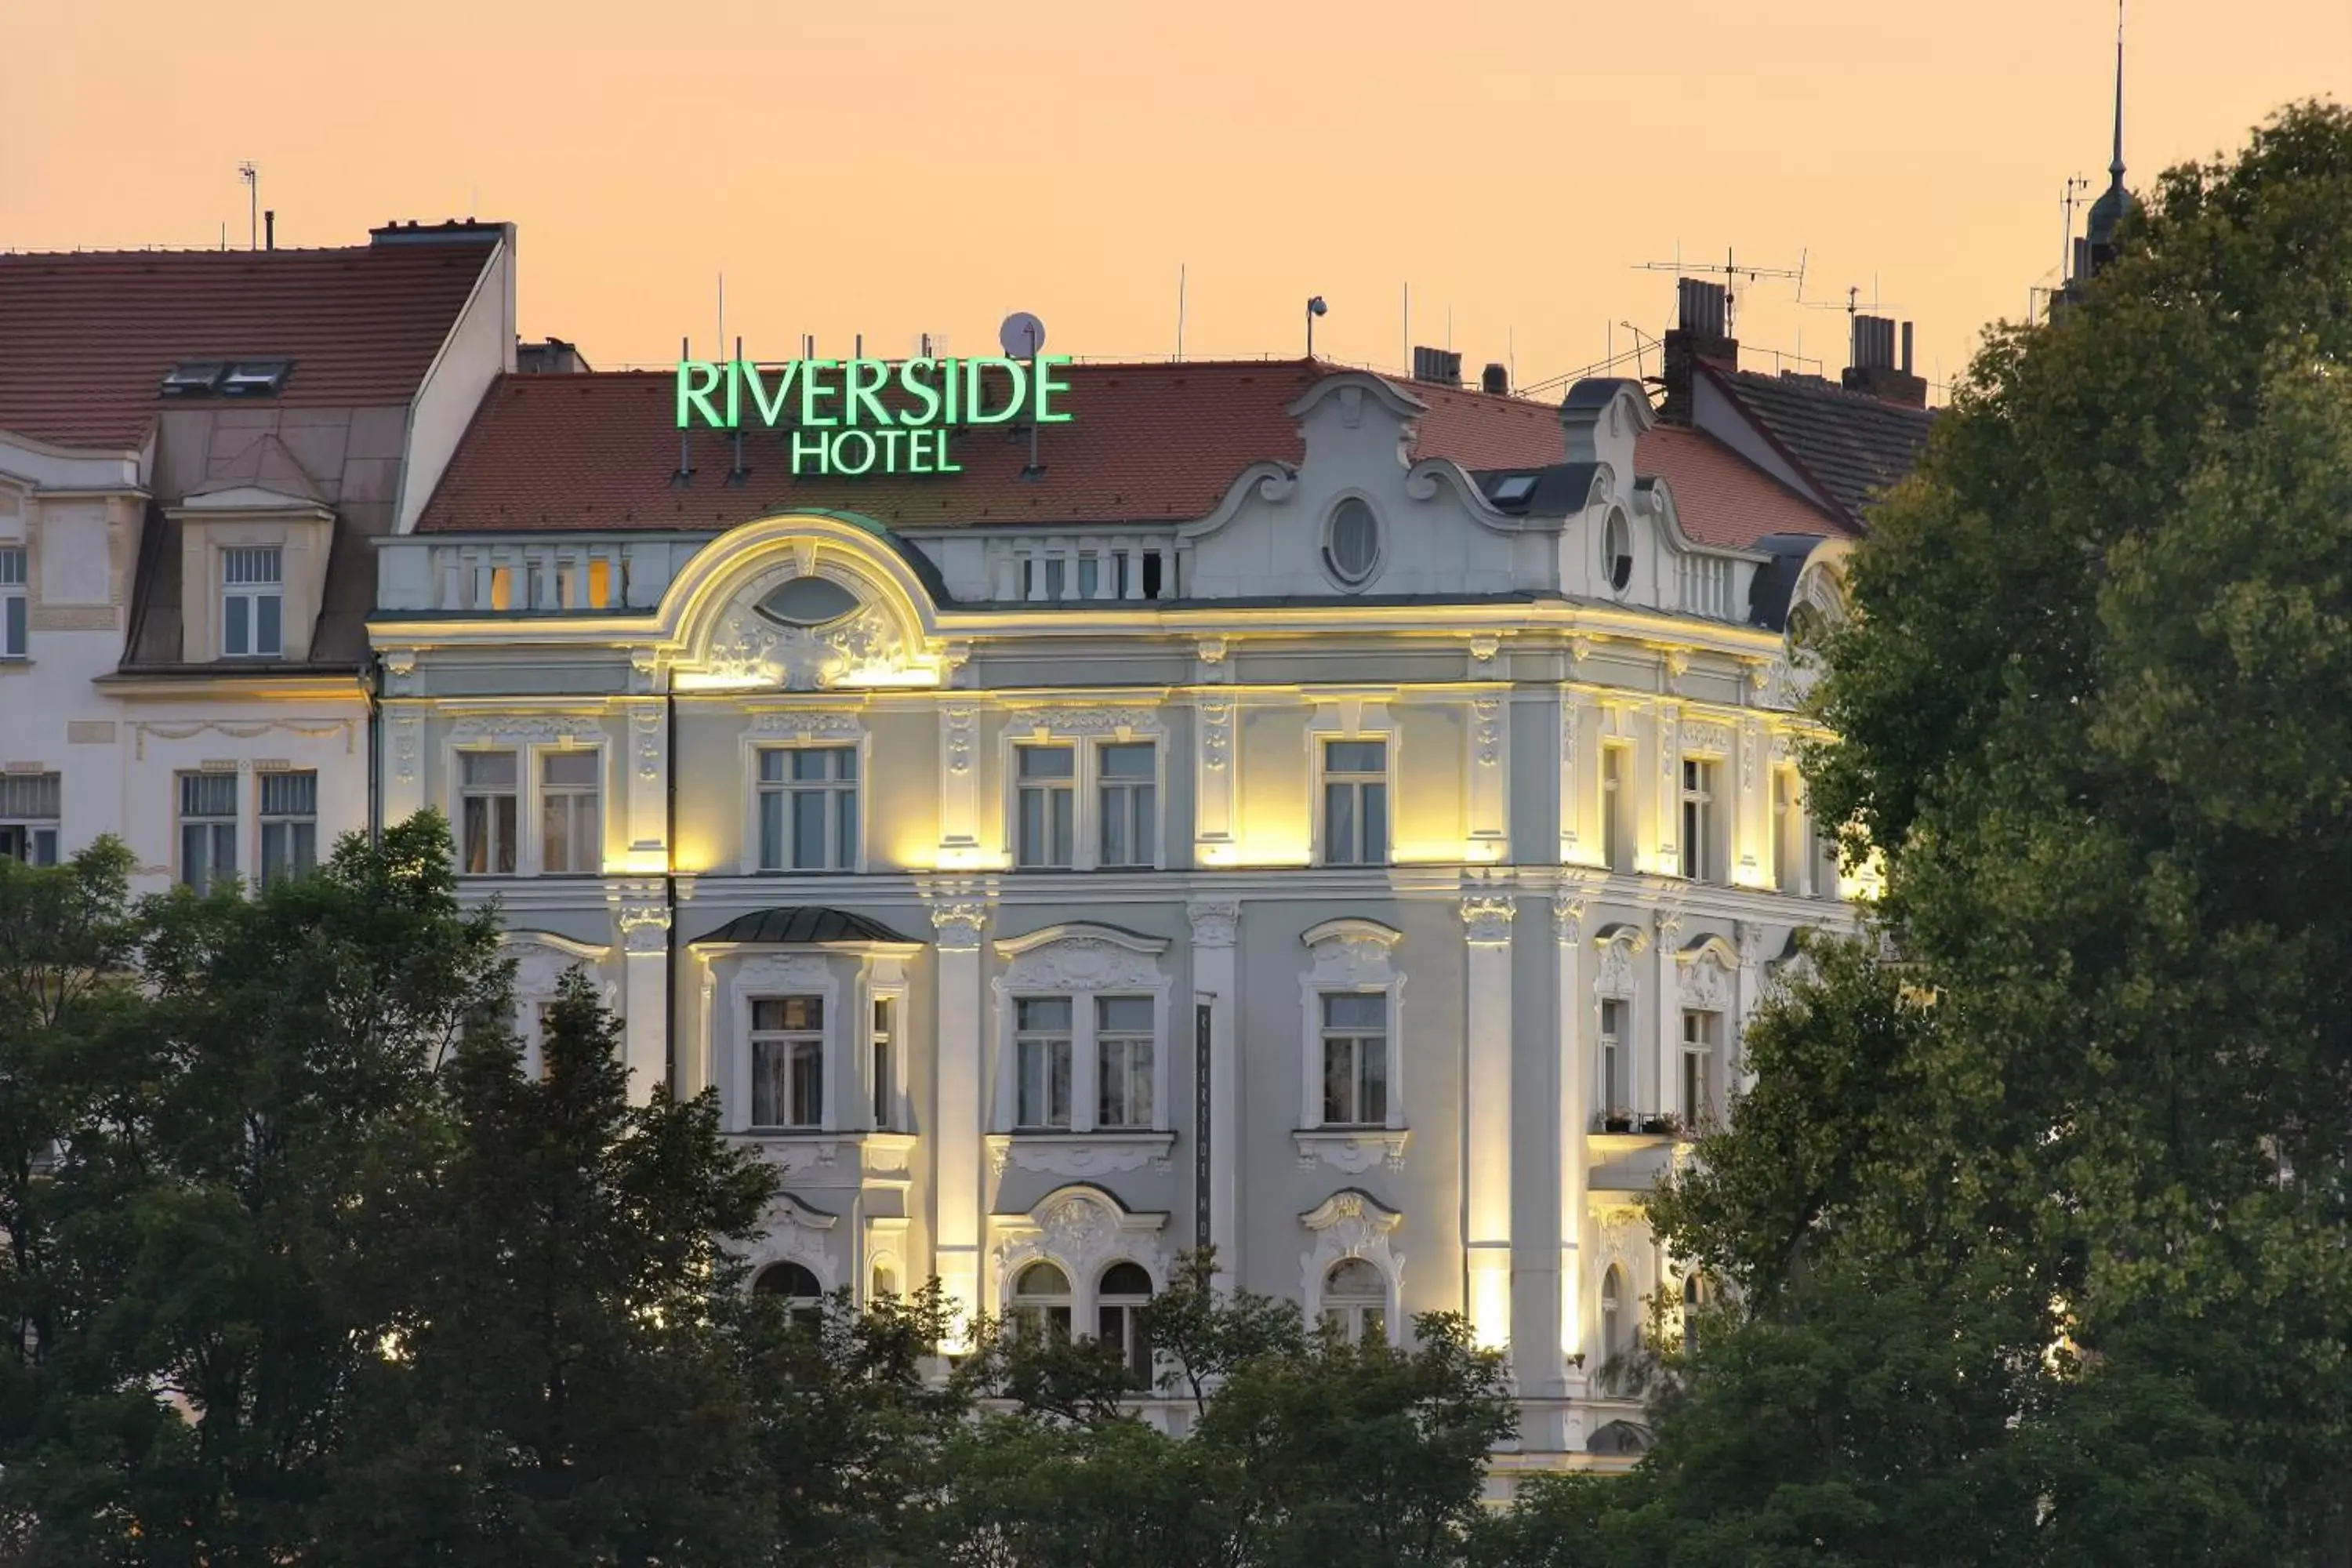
[
  {"left": 1188, "top": 900, "right": 1241, "bottom": 949},
  {"left": 928, "top": 899, "right": 989, "bottom": 952},
  {"left": 1461, "top": 893, "right": 1516, "bottom": 946}
]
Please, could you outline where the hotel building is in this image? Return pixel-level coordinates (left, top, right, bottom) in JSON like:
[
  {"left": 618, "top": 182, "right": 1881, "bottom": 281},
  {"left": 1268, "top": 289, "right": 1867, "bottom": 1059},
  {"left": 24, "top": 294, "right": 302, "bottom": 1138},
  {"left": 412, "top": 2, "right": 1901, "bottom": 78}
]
[{"left": 1, "top": 230, "right": 1933, "bottom": 1464}]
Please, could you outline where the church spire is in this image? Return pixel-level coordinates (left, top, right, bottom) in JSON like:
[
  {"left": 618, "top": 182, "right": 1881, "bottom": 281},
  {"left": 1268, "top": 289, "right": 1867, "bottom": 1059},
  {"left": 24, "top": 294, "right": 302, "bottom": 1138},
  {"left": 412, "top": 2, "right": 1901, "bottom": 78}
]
[{"left": 2084, "top": 1, "right": 2130, "bottom": 263}]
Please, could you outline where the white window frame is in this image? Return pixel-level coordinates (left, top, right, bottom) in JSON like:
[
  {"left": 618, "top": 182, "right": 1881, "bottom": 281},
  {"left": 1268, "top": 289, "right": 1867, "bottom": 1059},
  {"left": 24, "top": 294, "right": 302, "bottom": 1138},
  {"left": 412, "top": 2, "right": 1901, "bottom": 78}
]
[
  {"left": 1601, "top": 741, "right": 1635, "bottom": 873},
  {"left": 748, "top": 993, "right": 828, "bottom": 1131},
  {"left": 537, "top": 746, "right": 604, "bottom": 877},
  {"left": 1680, "top": 1008, "right": 1721, "bottom": 1128},
  {"left": 1679, "top": 755, "right": 1722, "bottom": 882},
  {"left": 1318, "top": 1256, "right": 1392, "bottom": 1345},
  {"left": 256, "top": 767, "right": 318, "bottom": 887},
  {"left": 991, "top": 924, "right": 1173, "bottom": 1136},
  {"left": 1313, "top": 732, "right": 1393, "bottom": 869},
  {"left": 1297, "top": 919, "right": 1406, "bottom": 1134},
  {"left": 1011, "top": 995, "right": 1076, "bottom": 1130},
  {"left": 1011, "top": 742, "right": 1077, "bottom": 869},
  {"left": 176, "top": 770, "right": 239, "bottom": 893},
  {"left": 736, "top": 715, "right": 869, "bottom": 877},
  {"left": 448, "top": 738, "right": 608, "bottom": 879},
  {"left": 0, "top": 544, "right": 26, "bottom": 660},
  {"left": 1094, "top": 1261, "right": 1157, "bottom": 1387},
  {"left": 866, "top": 987, "right": 907, "bottom": 1132},
  {"left": 719, "top": 953, "right": 844, "bottom": 1134},
  {"left": 0, "top": 771, "right": 61, "bottom": 865},
  {"left": 996, "top": 713, "right": 1167, "bottom": 873},
  {"left": 454, "top": 746, "right": 521, "bottom": 877},
  {"left": 1094, "top": 739, "right": 1160, "bottom": 870},
  {"left": 220, "top": 545, "right": 284, "bottom": 659},
  {"left": 1300, "top": 1189, "right": 1403, "bottom": 1346},
  {"left": 1598, "top": 996, "right": 1630, "bottom": 1121},
  {"left": 753, "top": 744, "right": 862, "bottom": 873},
  {"left": 1771, "top": 764, "right": 1813, "bottom": 896}
]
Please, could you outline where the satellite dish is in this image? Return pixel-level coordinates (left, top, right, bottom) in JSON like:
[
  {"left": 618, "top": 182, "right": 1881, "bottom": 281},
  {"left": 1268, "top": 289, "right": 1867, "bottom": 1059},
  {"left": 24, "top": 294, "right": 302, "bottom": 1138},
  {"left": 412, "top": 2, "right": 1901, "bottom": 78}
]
[{"left": 999, "top": 311, "right": 1047, "bottom": 358}]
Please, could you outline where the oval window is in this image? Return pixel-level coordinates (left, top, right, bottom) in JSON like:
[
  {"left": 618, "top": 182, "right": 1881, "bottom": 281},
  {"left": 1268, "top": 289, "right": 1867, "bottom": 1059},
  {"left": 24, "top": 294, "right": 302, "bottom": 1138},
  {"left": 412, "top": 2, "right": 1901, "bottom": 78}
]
[
  {"left": 756, "top": 575, "right": 860, "bottom": 628},
  {"left": 1324, "top": 498, "right": 1381, "bottom": 586},
  {"left": 1602, "top": 508, "right": 1633, "bottom": 594}
]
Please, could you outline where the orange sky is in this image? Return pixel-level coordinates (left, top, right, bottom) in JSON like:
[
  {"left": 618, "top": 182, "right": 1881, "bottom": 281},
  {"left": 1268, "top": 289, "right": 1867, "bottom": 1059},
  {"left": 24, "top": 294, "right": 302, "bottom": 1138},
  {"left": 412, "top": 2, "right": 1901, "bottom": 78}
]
[{"left": 4, "top": 1, "right": 2344, "bottom": 401}]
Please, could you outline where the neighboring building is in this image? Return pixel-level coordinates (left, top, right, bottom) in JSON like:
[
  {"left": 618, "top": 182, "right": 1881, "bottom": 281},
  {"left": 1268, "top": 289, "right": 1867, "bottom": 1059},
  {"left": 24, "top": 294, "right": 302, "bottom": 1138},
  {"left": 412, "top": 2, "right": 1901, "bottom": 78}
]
[
  {"left": 370, "top": 347, "right": 1875, "bottom": 1465},
  {"left": 0, "top": 221, "right": 516, "bottom": 892}
]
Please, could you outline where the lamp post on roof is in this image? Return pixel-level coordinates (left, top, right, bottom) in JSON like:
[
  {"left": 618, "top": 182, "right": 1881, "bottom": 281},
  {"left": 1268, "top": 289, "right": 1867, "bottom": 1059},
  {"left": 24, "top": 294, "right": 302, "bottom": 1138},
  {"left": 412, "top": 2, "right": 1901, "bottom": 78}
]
[{"left": 1305, "top": 296, "right": 1328, "bottom": 360}]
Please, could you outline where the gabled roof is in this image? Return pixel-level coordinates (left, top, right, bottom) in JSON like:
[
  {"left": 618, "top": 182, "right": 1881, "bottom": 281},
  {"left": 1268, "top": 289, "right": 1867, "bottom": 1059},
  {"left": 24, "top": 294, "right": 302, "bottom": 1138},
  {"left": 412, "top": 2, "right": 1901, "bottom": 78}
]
[
  {"left": 1698, "top": 361, "right": 1934, "bottom": 525},
  {"left": 0, "top": 243, "right": 495, "bottom": 448},
  {"left": 415, "top": 360, "right": 1847, "bottom": 550}
]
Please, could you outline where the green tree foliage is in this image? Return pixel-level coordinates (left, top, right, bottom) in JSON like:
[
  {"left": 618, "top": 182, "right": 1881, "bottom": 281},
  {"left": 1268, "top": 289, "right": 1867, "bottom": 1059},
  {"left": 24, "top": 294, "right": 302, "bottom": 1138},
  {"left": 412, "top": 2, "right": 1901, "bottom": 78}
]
[{"left": 1526, "top": 102, "right": 2352, "bottom": 1566}]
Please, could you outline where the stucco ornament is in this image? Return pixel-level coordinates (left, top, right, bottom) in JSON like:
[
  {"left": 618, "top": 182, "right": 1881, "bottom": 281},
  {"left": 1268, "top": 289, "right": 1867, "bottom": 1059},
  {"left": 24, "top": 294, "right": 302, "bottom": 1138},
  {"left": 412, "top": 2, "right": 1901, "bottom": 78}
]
[
  {"left": 1302, "top": 919, "right": 1403, "bottom": 987},
  {"left": 929, "top": 901, "right": 989, "bottom": 951},
  {"left": 1299, "top": 1188, "right": 1405, "bottom": 1327},
  {"left": 746, "top": 1193, "right": 840, "bottom": 1290},
  {"left": 1005, "top": 706, "right": 1163, "bottom": 736},
  {"left": 990, "top": 1185, "right": 1168, "bottom": 1300},
  {"left": 702, "top": 601, "right": 904, "bottom": 690},
  {"left": 613, "top": 890, "right": 673, "bottom": 954},
  {"left": 1188, "top": 901, "right": 1240, "bottom": 949},
  {"left": 1592, "top": 922, "right": 1650, "bottom": 998},
  {"left": 1460, "top": 894, "right": 1515, "bottom": 946},
  {"left": 997, "top": 932, "right": 1167, "bottom": 995}
]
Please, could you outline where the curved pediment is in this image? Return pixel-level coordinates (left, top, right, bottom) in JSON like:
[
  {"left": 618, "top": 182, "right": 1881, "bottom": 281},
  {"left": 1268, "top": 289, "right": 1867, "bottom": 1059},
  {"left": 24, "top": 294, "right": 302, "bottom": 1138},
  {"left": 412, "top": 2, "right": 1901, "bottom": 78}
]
[{"left": 658, "top": 514, "right": 946, "bottom": 692}]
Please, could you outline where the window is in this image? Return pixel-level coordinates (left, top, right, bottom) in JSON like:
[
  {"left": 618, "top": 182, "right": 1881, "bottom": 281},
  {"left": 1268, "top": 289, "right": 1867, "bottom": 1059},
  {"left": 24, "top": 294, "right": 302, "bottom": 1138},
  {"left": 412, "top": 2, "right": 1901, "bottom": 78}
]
[
  {"left": 459, "top": 752, "right": 518, "bottom": 874},
  {"left": 1599, "top": 1265, "right": 1626, "bottom": 1359},
  {"left": 0, "top": 546, "right": 25, "bottom": 659},
  {"left": 1322, "top": 1257, "right": 1387, "bottom": 1345},
  {"left": 1096, "top": 1262, "right": 1155, "bottom": 1388},
  {"left": 1014, "top": 997, "right": 1074, "bottom": 1129},
  {"left": 750, "top": 996, "right": 825, "bottom": 1129},
  {"left": 0, "top": 771, "right": 60, "bottom": 865},
  {"left": 758, "top": 746, "right": 859, "bottom": 872},
  {"left": 1679, "top": 758, "right": 1718, "bottom": 881},
  {"left": 871, "top": 1262, "right": 898, "bottom": 1301},
  {"left": 1599, "top": 998, "right": 1628, "bottom": 1117},
  {"left": 177, "top": 773, "right": 237, "bottom": 893},
  {"left": 1324, "top": 497, "right": 1381, "bottom": 585},
  {"left": 1681, "top": 1011, "right": 1719, "bottom": 1128},
  {"left": 1320, "top": 739, "right": 1388, "bottom": 866},
  {"left": 257, "top": 771, "right": 317, "bottom": 886},
  {"left": 1096, "top": 742, "right": 1156, "bottom": 868},
  {"left": 539, "top": 751, "right": 601, "bottom": 875},
  {"left": 1601, "top": 743, "right": 1632, "bottom": 873},
  {"left": 221, "top": 546, "right": 283, "bottom": 659},
  {"left": 1602, "top": 507, "right": 1632, "bottom": 593},
  {"left": 1773, "top": 768, "right": 1808, "bottom": 895},
  {"left": 871, "top": 996, "right": 895, "bottom": 1130},
  {"left": 756, "top": 575, "right": 859, "bottom": 627},
  {"left": 1014, "top": 745, "right": 1075, "bottom": 869},
  {"left": 754, "top": 1261, "right": 824, "bottom": 1326},
  {"left": 1682, "top": 1272, "right": 1705, "bottom": 1354},
  {"left": 1011, "top": 1261, "right": 1072, "bottom": 1340},
  {"left": 1076, "top": 554, "right": 1100, "bottom": 601},
  {"left": 1094, "top": 996, "right": 1155, "bottom": 1128},
  {"left": 1319, "top": 993, "right": 1388, "bottom": 1127}
]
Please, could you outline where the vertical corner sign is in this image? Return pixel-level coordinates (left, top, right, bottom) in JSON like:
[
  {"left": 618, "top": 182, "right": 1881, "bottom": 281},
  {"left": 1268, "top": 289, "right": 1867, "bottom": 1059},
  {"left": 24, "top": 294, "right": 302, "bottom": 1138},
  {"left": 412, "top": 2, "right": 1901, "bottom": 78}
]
[
  {"left": 1195, "top": 1000, "right": 1213, "bottom": 1249},
  {"left": 673, "top": 353, "right": 1075, "bottom": 477}
]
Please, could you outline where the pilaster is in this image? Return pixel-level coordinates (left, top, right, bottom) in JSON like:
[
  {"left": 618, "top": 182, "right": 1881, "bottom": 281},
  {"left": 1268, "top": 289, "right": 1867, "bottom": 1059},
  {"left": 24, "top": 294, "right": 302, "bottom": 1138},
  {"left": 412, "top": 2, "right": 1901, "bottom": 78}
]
[
  {"left": 1188, "top": 899, "right": 1240, "bottom": 1283},
  {"left": 927, "top": 891, "right": 989, "bottom": 1346},
  {"left": 1461, "top": 888, "right": 1515, "bottom": 1353},
  {"left": 608, "top": 879, "right": 671, "bottom": 1105}
]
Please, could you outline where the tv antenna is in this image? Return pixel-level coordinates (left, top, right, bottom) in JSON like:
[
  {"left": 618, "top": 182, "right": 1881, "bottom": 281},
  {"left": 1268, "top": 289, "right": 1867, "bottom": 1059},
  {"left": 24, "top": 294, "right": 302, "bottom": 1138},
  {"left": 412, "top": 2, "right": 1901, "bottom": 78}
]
[
  {"left": 1802, "top": 278, "right": 1903, "bottom": 321},
  {"left": 1633, "top": 246, "right": 1806, "bottom": 334},
  {"left": 2058, "top": 172, "right": 2092, "bottom": 281},
  {"left": 238, "top": 162, "right": 258, "bottom": 251}
]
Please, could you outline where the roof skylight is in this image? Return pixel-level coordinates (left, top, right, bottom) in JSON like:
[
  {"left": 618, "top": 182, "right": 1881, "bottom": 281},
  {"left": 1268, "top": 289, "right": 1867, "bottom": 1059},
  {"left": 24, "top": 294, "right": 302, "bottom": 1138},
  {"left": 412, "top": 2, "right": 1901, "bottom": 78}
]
[
  {"left": 221, "top": 359, "right": 293, "bottom": 396},
  {"left": 158, "top": 361, "right": 227, "bottom": 396},
  {"left": 1491, "top": 474, "right": 1539, "bottom": 504}
]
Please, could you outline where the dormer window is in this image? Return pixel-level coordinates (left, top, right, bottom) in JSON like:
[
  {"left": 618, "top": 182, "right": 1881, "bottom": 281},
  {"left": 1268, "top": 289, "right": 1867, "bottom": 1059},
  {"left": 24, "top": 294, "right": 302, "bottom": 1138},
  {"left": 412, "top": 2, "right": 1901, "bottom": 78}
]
[
  {"left": 1602, "top": 507, "right": 1633, "bottom": 594},
  {"left": 220, "top": 359, "right": 292, "bottom": 397},
  {"left": 1323, "top": 498, "right": 1381, "bottom": 588},
  {"left": 222, "top": 547, "right": 284, "bottom": 659}
]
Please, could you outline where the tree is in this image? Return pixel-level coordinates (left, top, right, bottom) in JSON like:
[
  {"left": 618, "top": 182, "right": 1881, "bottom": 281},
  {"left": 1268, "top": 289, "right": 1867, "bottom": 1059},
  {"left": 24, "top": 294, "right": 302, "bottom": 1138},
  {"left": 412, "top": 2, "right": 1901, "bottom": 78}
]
[
  {"left": 1559, "top": 102, "right": 2352, "bottom": 1566},
  {"left": 319, "top": 967, "right": 781, "bottom": 1567}
]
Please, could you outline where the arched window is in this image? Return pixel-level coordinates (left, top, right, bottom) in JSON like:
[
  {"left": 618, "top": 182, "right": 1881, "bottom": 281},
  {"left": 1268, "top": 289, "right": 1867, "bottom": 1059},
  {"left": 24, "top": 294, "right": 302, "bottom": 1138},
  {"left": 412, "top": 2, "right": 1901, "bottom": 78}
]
[
  {"left": 1599, "top": 1265, "right": 1624, "bottom": 1360},
  {"left": 1682, "top": 1272, "right": 1704, "bottom": 1353},
  {"left": 1012, "top": 1260, "right": 1073, "bottom": 1341},
  {"left": 1321, "top": 1257, "right": 1388, "bottom": 1346},
  {"left": 871, "top": 1261, "right": 898, "bottom": 1302},
  {"left": 1096, "top": 1262, "right": 1156, "bottom": 1388},
  {"left": 755, "top": 1260, "right": 824, "bottom": 1326}
]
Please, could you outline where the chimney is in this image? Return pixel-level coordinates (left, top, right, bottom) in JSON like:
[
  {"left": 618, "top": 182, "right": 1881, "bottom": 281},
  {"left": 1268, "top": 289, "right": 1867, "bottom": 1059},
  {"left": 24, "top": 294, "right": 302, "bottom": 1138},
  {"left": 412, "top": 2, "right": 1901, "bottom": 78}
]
[
  {"left": 1480, "top": 362, "right": 1509, "bottom": 396},
  {"left": 1840, "top": 314, "right": 1928, "bottom": 408},
  {"left": 263, "top": 210, "right": 275, "bottom": 250},
  {"left": 515, "top": 336, "right": 593, "bottom": 375},
  {"left": 1411, "top": 346, "right": 1463, "bottom": 387},
  {"left": 1659, "top": 278, "right": 1738, "bottom": 422}
]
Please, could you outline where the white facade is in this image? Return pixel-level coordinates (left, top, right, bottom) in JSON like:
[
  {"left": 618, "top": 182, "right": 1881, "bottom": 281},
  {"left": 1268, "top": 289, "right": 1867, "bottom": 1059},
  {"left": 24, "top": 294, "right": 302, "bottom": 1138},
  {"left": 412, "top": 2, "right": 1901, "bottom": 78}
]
[{"left": 365, "top": 369, "right": 1865, "bottom": 1462}]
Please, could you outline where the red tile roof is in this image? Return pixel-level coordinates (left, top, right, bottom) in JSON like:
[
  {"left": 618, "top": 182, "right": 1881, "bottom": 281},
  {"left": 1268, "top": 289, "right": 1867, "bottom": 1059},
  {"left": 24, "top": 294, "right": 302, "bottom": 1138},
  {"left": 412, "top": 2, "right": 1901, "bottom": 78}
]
[
  {"left": 0, "top": 244, "right": 494, "bottom": 448},
  {"left": 413, "top": 358, "right": 1848, "bottom": 548}
]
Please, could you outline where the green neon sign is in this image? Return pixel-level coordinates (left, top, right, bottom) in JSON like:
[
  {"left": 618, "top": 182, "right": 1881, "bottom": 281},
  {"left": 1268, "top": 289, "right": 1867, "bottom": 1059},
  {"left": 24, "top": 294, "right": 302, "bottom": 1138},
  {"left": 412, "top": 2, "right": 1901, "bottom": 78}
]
[{"left": 674, "top": 355, "right": 1073, "bottom": 476}]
